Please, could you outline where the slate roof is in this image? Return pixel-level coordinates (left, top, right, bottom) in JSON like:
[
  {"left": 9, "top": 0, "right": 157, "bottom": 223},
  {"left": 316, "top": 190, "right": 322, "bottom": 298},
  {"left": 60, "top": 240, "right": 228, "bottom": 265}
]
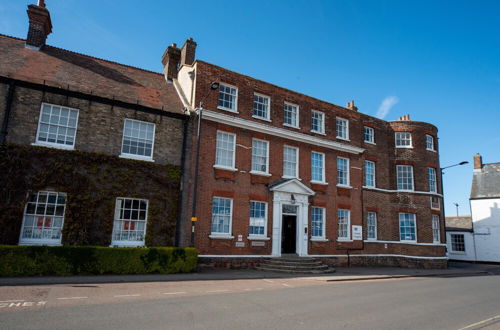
[
  {"left": 470, "top": 163, "right": 500, "bottom": 199},
  {"left": 445, "top": 216, "right": 473, "bottom": 232},
  {"left": 0, "top": 34, "right": 184, "bottom": 114}
]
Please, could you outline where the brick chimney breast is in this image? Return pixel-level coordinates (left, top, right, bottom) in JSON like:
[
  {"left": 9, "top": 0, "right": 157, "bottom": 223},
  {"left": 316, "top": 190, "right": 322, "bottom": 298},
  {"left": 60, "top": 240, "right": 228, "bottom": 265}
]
[
  {"left": 26, "top": 1, "right": 52, "bottom": 50},
  {"left": 180, "top": 38, "right": 197, "bottom": 67},
  {"left": 161, "top": 43, "right": 181, "bottom": 81},
  {"left": 474, "top": 153, "right": 483, "bottom": 171}
]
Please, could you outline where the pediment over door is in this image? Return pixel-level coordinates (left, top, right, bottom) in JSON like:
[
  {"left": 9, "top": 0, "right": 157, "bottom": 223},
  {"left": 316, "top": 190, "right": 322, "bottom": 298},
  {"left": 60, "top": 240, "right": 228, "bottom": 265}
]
[{"left": 269, "top": 179, "right": 315, "bottom": 196}]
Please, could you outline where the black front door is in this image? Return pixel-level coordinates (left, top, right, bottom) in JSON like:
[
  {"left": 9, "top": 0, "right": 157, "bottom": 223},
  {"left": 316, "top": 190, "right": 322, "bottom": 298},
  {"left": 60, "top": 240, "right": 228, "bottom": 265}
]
[{"left": 281, "top": 215, "right": 297, "bottom": 254}]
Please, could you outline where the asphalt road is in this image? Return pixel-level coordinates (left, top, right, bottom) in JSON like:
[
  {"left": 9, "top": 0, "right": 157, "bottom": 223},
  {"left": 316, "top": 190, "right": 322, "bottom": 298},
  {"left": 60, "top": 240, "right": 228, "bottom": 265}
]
[{"left": 1, "top": 273, "right": 500, "bottom": 330}]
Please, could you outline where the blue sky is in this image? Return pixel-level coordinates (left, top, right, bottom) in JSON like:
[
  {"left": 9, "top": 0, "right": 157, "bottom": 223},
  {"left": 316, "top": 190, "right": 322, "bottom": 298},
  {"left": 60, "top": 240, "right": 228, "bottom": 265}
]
[{"left": 1, "top": 0, "right": 499, "bottom": 216}]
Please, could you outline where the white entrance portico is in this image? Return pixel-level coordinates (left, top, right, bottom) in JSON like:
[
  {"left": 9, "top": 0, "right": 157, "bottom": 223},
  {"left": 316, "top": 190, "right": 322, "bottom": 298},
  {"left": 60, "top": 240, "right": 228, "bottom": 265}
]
[{"left": 269, "top": 179, "right": 315, "bottom": 257}]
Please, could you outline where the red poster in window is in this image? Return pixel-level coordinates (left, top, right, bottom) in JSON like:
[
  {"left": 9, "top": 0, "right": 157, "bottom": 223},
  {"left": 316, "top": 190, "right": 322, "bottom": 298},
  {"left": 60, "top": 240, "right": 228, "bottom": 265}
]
[
  {"left": 124, "top": 221, "right": 135, "bottom": 231},
  {"left": 44, "top": 217, "right": 52, "bottom": 227},
  {"left": 37, "top": 217, "right": 44, "bottom": 227}
]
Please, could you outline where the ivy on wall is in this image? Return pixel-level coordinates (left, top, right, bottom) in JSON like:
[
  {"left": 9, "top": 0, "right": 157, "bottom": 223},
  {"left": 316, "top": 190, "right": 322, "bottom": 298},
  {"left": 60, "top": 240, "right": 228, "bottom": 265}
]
[{"left": 0, "top": 144, "right": 181, "bottom": 246}]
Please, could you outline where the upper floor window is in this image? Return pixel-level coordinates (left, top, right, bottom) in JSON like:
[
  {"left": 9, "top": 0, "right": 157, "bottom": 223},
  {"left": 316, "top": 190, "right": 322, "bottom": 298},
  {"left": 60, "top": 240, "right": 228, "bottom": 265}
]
[
  {"left": 311, "top": 152, "right": 325, "bottom": 183},
  {"left": 338, "top": 209, "right": 351, "bottom": 240},
  {"left": 336, "top": 118, "right": 349, "bottom": 140},
  {"left": 215, "top": 131, "right": 236, "bottom": 169},
  {"left": 19, "top": 191, "right": 66, "bottom": 246},
  {"left": 111, "top": 198, "right": 148, "bottom": 247},
  {"left": 450, "top": 233, "right": 465, "bottom": 252},
  {"left": 218, "top": 83, "right": 238, "bottom": 112},
  {"left": 251, "top": 139, "right": 269, "bottom": 174},
  {"left": 253, "top": 93, "right": 270, "bottom": 120},
  {"left": 367, "top": 212, "right": 377, "bottom": 240},
  {"left": 121, "top": 119, "right": 155, "bottom": 161},
  {"left": 35, "top": 103, "right": 79, "bottom": 149},
  {"left": 430, "top": 196, "right": 441, "bottom": 210},
  {"left": 311, "top": 110, "right": 325, "bottom": 134},
  {"left": 249, "top": 201, "right": 267, "bottom": 237},
  {"left": 364, "top": 126, "right": 375, "bottom": 144},
  {"left": 397, "top": 165, "right": 414, "bottom": 191},
  {"left": 428, "top": 168, "right": 437, "bottom": 193},
  {"left": 364, "top": 160, "right": 376, "bottom": 187},
  {"left": 337, "top": 157, "right": 350, "bottom": 186},
  {"left": 432, "top": 215, "right": 440, "bottom": 243},
  {"left": 284, "top": 102, "right": 299, "bottom": 128},
  {"left": 311, "top": 207, "right": 326, "bottom": 239},
  {"left": 211, "top": 197, "right": 233, "bottom": 236},
  {"left": 283, "top": 146, "right": 298, "bottom": 178},
  {"left": 426, "top": 135, "right": 435, "bottom": 151},
  {"left": 399, "top": 213, "right": 416, "bottom": 242},
  {"left": 395, "top": 132, "right": 412, "bottom": 148}
]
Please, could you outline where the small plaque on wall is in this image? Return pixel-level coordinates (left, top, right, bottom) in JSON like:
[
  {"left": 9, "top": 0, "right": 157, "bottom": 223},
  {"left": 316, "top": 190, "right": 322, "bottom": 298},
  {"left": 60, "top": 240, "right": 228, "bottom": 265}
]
[
  {"left": 251, "top": 241, "right": 265, "bottom": 247},
  {"left": 352, "top": 225, "right": 363, "bottom": 240},
  {"left": 235, "top": 242, "right": 245, "bottom": 247}
]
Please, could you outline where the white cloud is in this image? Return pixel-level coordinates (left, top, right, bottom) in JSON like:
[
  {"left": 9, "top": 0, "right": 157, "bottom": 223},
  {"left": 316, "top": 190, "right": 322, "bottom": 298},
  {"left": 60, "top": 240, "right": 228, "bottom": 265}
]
[{"left": 376, "top": 96, "right": 399, "bottom": 119}]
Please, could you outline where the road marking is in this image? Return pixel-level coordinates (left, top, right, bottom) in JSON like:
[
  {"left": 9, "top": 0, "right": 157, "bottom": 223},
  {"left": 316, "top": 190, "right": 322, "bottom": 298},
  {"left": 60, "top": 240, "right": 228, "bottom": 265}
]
[
  {"left": 263, "top": 279, "right": 274, "bottom": 283},
  {"left": 282, "top": 283, "right": 291, "bottom": 287},
  {"left": 0, "top": 300, "right": 25, "bottom": 303},
  {"left": 459, "top": 315, "right": 500, "bottom": 330},
  {"left": 206, "top": 290, "right": 229, "bottom": 293},
  {"left": 114, "top": 294, "right": 140, "bottom": 298},
  {"left": 163, "top": 292, "right": 187, "bottom": 295},
  {"left": 57, "top": 297, "right": 88, "bottom": 300}
]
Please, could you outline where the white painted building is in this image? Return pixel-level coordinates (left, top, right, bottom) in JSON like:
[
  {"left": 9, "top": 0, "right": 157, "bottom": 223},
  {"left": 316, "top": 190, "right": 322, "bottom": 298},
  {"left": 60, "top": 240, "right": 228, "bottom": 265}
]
[{"left": 445, "top": 216, "right": 475, "bottom": 261}]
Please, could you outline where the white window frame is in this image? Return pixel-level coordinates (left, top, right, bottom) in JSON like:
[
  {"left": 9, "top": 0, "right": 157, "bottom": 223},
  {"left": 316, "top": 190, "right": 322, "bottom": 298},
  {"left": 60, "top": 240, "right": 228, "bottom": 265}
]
[
  {"left": 252, "top": 93, "right": 271, "bottom": 121},
  {"left": 364, "top": 126, "right": 375, "bottom": 144},
  {"left": 217, "top": 83, "right": 238, "bottom": 112},
  {"left": 432, "top": 215, "right": 440, "bottom": 244},
  {"left": 336, "top": 117, "right": 349, "bottom": 140},
  {"left": 311, "top": 110, "right": 325, "bottom": 134},
  {"left": 367, "top": 212, "right": 377, "bottom": 241},
  {"left": 120, "top": 118, "right": 156, "bottom": 162},
  {"left": 311, "top": 207, "right": 326, "bottom": 240},
  {"left": 337, "top": 157, "right": 350, "bottom": 187},
  {"left": 33, "top": 103, "right": 79, "bottom": 150},
  {"left": 214, "top": 131, "right": 237, "bottom": 171},
  {"left": 210, "top": 197, "right": 233, "bottom": 238},
  {"left": 337, "top": 209, "right": 351, "bottom": 241},
  {"left": 426, "top": 135, "right": 436, "bottom": 151},
  {"left": 395, "top": 132, "right": 412, "bottom": 148},
  {"left": 396, "top": 165, "right": 414, "bottom": 191},
  {"left": 364, "top": 160, "right": 376, "bottom": 188},
  {"left": 283, "top": 102, "right": 300, "bottom": 128},
  {"left": 428, "top": 167, "right": 437, "bottom": 193},
  {"left": 399, "top": 213, "right": 417, "bottom": 243},
  {"left": 450, "top": 233, "right": 465, "bottom": 253},
  {"left": 111, "top": 197, "right": 149, "bottom": 247},
  {"left": 430, "top": 196, "right": 441, "bottom": 210},
  {"left": 311, "top": 151, "right": 326, "bottom": 184},
  {"left": 249, "top": 201, "right": 268, "bottom": 238},
  {"left": 283, "top": 145, "right": 299, "bottom": 179},
  {"left": 250, "top": 138, "right": 270, "bottom": 175},
  {"left": 19, "top": 191, "right": 67, "bottom": 246}
]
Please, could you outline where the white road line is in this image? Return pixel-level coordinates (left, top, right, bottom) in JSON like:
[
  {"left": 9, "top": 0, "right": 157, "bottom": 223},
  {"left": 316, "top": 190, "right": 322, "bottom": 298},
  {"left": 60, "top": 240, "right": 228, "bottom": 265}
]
[
  {"left": 206, "top": 290, "right": 229, "bottom": 293},
  {"left": 0, "top": 300, "right": 25, "bottom": 303},
  {"left": 282, "top": 283, "right": 291, "bottom": 287},
  {"left": 263, "top": 279, "right": 274, "bottom": 283},
  {"left": 56, "top": 297, "right": 88, "bottom": 300},
  {"left": 163, "top": 292, "right": 187, "bottom": 295},
  {"left": 114, "top": 294, "right": 141, "bottom": 298},
  {"left": 459, "top": 315, "right": 500, "bottom": 330}
]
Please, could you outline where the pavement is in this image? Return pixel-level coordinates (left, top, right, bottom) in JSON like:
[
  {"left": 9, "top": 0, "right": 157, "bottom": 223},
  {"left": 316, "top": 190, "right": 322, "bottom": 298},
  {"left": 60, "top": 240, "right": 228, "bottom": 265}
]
[{"left": 0, "top": 261, "right": 496, "bottom": 286}]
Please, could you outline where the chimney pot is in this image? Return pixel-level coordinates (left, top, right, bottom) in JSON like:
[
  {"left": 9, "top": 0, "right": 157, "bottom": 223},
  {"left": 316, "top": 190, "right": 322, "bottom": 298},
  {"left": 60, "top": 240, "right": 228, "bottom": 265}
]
[
  {"left": 38, "top": 0, "right": 46, "bottom": 8},
  {"left": 474, "top": 153, "right": 483, "bottom": 171},
  {"left": 346, "top": 100, "right": 358, "bottom": 111},
  {"left": 180, "top": 38, "right": 197, "bottom": 67},
  {"left": 26, "top": 2, "right": 52, "bottom": 49}
]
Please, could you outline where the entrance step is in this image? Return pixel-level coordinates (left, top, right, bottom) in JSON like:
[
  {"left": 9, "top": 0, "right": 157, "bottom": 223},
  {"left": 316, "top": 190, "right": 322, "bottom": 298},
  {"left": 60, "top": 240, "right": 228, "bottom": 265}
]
[{"left": 256, "top": 257, "right": 335, "bottom": 274}]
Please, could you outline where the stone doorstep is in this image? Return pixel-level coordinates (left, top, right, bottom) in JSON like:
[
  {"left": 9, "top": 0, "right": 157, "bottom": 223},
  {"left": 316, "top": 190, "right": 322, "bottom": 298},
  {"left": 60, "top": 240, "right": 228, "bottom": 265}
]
[{"left": 256, "top": 266, "right": 336, "bottom": 274}]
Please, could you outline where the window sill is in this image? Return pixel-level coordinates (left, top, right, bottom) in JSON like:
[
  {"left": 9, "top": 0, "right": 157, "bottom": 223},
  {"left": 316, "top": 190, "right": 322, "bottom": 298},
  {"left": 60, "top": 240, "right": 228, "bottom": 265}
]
[
  {"left": 283, "top": 123, "right": 300, "bottom": 129},
  {"left": 337, "top": 184, "right": 352, "bottom": 189},
  {"left": 282, "top": 176, "right": 301, "bottom": 180},
  {"left": 336, "top": 137, "right": 350, "bottom": 142},
  {"left": 32, "top": 142, "right": 75, "bottom": 151},
  {"left": 395, "top": 146, "right": 413, "bottom": 149},
  {"left": 364, "top": 141, "right": 376, "bottom": 145},
  {"left": 364, "top": 185, "right": 376, "bottom": 189},
  {"left": 311, "top": 180, "right": 328, "bottom": 185},
  {"left": 252, "top": 115, "right": 271, "bottom": 122},
  {"left": 311, "top": 130, "right": 326, "bottom": 135},
  {"left": 213, "top": 165, "right": 238, "bottom": 172},
  {"left": 426, "top": 149, "right": 437, "bottom": 153},
  {"left": 209, "top": 234, "right": 234, "bottom": 240},
  {"left": 397, "top": 189, "right": 415, "bottom": 193},
  {"left": 399, "top": 240, "right": 417, "bottom": 244},
  {"left": 366, "top": 238, "right": 378, "bottom": 242},
  {"left": 217, "top": 106, "right": 239, "bottom": 114},
  {"left": 247, "top": 236, "right": 270, "bottom": 241},
  {"left": 449, "top": 251, "right": 466, "bottom": 255},
  {"left": 337, "top": 239, "right": 353, "bottom": 242},
  {"left": 110, "top": 241, "right": 145, "bottom": 247},
  {"left": 249, "top": 171, "right": 272, "bottom": 177},
  {"left": 310, "top": 238, "right": 328, "bottom": 242},
  {"left": 119, "top": 154, "right": 154, "bottom": 162},
  {"left": 19, "top": 240, "right": 62, "bottom": 246}
]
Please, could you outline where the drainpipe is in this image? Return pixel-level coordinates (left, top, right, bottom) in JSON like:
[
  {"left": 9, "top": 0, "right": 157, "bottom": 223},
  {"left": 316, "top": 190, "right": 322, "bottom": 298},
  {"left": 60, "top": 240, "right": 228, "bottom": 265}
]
[
  {"left": 0, "top": 82, "right": 16, "bottom": 145},
  {"left": 190, "top": 106, "right": 203, "bottom": 247},
  {"left": 175, "top": 116, "right": 190, "bottom": 247}
]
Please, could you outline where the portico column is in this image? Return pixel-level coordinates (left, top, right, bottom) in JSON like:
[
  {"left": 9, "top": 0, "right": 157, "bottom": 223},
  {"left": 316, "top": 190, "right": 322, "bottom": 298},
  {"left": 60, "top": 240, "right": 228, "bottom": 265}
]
[{"left": 272, "top": 194, "right": 281, "bottom": 257}]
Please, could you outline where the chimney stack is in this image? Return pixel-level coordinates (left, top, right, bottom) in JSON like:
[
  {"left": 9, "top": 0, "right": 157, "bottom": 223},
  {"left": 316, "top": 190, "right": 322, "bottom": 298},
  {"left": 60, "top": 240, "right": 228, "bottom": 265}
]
[
  {"left": 346, "top": 100, "right": 358, "bottom": 111},
  {"left": 161, "top": 43, "right": 181, "bottom": 81},
  {"left": 180, "top": 38, "right": 197, "bottom": 66},
  {"left": 397, "top": 114, "right": 411, "bottom": 121},
  {"left": 473, "top": 153, "right": 483, "bottom": 172},
  {"left": 26, "top": 0, "right": 52, "bottom": 50}
]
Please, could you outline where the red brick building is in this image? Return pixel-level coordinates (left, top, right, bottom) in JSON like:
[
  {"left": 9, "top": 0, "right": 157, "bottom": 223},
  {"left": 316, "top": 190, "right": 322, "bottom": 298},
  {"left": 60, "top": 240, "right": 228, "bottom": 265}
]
[{"left": 167, "top": 41, "right": 446, "bottom": 268}]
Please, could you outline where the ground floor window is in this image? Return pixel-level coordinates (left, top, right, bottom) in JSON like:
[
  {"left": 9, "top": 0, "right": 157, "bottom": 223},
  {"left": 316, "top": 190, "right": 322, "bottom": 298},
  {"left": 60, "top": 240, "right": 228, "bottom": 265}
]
[
  {"left": 249, "top": 201, "right": 267, "bottom": 236},
  {"left": 432, "top": 215, "right": 440, "bottom": 243},
  {"left": 19, "top": 191, "right": 66, "bottom": 245},
  {"left": 337, "top": 209, "right": 350, "bottom": 240},
  {"left": 111, "top": 198, "right": 148, "bottom": 246},
  {"left": 311, "top": 207, "right": 325, "bottom": 239},
  {"left": 367, "top": 212, "right": 377, "bottom": 240},
  {"left": 450, "top": 234, "right": 465, "bottom": 252},
  {"left": 211, "top": 197, "right": 232, "bottom": 236},
  {"left": 399, "top": 213, "right": 416, "bottom": 242}
]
